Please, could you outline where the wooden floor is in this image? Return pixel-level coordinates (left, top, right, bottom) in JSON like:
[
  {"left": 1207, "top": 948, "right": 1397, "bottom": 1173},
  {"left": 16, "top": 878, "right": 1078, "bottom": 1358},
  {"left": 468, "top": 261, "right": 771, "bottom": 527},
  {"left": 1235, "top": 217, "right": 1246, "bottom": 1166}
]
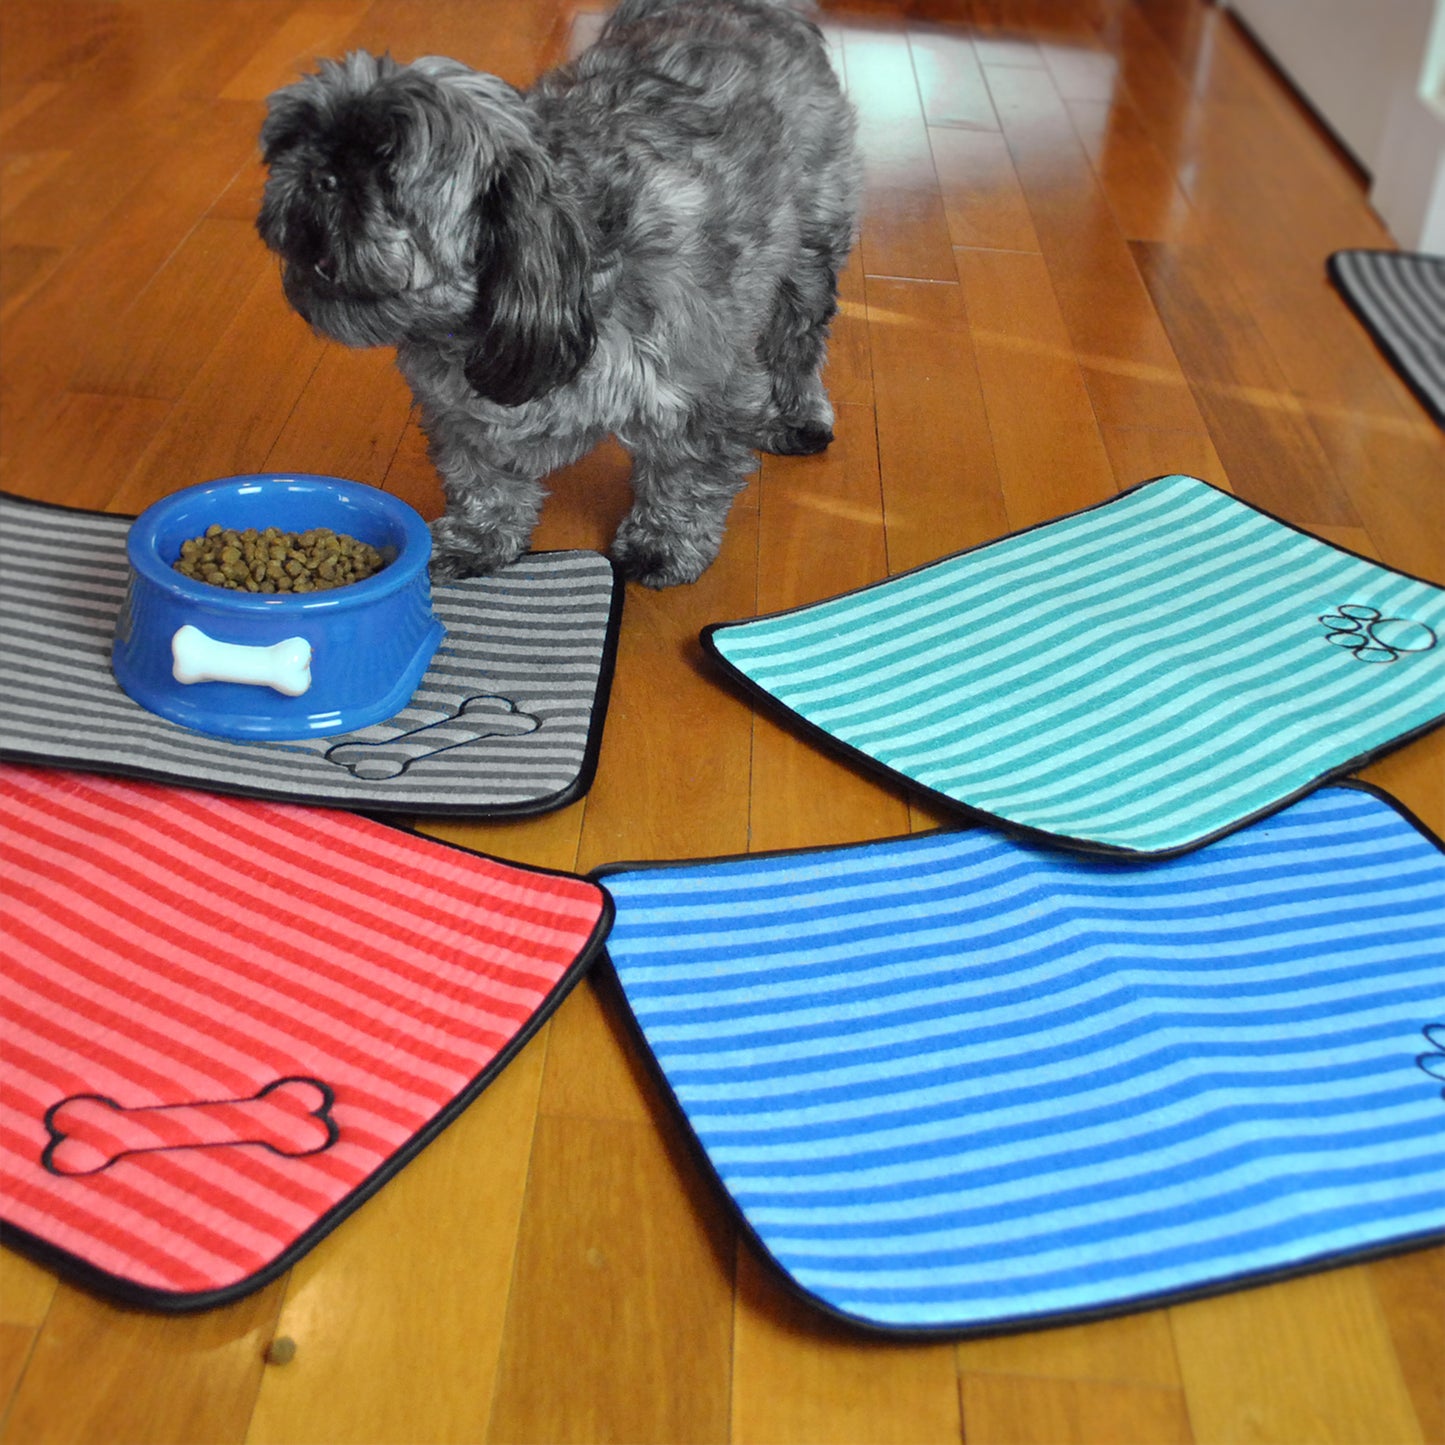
[{"left": 2, "top": 0, "right": 1443, "bottom": 1441}]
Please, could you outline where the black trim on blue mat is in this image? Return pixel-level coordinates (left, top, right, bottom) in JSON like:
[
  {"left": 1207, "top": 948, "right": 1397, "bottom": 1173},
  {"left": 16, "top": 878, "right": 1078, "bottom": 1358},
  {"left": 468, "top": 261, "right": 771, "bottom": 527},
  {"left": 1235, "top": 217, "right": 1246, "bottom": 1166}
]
[
  {"left": 1, "top": 822, "right": 615, "bottom": 1314},
  {"left": 0, "top": 490, "right": 624, "bottom": 818},
  {"left": 589, "top": 780, "right": 1445, "bottom": 1339},
  {"left": 1327, "top": 249, "right": 1445, "bottom": 428},
  {"left": 700, "top": 474, "right": 1445, "bottom": 861}
]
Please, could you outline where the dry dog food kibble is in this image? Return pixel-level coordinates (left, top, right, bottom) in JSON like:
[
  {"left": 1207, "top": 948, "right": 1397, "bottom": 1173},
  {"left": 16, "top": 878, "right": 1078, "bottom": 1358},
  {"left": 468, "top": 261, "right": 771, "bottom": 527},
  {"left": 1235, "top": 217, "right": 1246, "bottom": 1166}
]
[{"left": 174, "top": 524, "right": 389, "bottom": 593}]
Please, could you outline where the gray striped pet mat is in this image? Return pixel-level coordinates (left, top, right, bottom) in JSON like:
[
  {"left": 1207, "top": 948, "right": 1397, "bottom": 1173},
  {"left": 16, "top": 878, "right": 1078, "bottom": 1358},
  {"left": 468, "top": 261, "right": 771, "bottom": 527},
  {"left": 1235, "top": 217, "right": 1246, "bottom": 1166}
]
[
  {"left": 0, "top": 493, "right": 622, "bottom": 815},
  {"left": 1328, "top": 249, "right": 1445, "bottom": 426}
]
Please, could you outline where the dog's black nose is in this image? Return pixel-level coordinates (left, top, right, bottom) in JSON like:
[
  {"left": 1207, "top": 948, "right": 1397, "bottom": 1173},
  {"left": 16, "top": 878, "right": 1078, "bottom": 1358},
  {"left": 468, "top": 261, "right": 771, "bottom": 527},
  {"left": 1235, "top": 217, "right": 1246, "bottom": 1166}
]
[{"left": 309, "top": 167, "right": 338, "bottom": 193}]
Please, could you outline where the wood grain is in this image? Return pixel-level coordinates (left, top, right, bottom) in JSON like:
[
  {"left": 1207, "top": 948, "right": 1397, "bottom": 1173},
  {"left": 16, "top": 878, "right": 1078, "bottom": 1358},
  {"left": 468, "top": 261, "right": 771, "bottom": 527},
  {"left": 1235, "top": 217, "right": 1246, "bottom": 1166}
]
[{"left": 2, "top": 1, "right": 1441, "bottom": 1442}]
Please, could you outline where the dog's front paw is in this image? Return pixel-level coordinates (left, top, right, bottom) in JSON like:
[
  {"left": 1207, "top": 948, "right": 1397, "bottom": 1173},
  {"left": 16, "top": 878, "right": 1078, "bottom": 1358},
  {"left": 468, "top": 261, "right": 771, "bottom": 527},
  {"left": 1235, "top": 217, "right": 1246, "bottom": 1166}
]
[
  {"left": 428, "top": 516, "right": 529, "bottom": 583},
  {"left": 610, "top": 519, "right": 718, "bottom": 590},
  {"left": 757, "top": 420, "right": 835, "bottom": 456}
]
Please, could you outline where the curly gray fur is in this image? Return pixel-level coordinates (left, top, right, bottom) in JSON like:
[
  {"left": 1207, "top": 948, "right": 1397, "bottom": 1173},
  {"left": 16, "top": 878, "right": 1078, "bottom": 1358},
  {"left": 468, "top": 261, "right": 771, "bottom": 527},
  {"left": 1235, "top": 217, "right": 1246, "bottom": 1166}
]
[{"left": 256, "top": 0, "right": 860, "bottom": 587}]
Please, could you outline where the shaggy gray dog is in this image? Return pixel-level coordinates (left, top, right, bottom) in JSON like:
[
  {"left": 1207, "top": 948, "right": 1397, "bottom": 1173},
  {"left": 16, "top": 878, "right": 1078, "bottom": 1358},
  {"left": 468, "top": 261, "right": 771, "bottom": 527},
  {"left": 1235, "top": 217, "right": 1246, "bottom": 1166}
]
[{"left": 256, "top": 0, "right": 860, "bottom": 587}]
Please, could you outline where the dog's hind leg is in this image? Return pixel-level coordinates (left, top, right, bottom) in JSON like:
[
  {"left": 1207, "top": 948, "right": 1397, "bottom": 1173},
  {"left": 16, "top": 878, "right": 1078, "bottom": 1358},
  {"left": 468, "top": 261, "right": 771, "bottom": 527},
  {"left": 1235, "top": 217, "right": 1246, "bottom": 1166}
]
[
  {"left": 612, "top": 425, "right": 757, "bottom": 588},
  {"left": 753, "top": 253, "right": 842, "bottom": 457}
]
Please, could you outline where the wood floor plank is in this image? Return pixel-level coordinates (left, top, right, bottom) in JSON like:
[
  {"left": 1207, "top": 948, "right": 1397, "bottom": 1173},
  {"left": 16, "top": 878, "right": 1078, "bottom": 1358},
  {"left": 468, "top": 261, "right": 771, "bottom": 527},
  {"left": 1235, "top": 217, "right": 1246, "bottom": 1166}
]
[
  {"left": 1170, "top": 1267, "right": 1425, "bottom": 1445},
  {"left": 1, "top": 1280, "right": 283, "bottom": 1445},
  {"left": 0, "top": 392, "right": 172, "bottom": 508},
  {"left": 105, "top": 271, "right": 326, "bottom": 513},
  {"left": 0, "top": 99, "right": 262, "bottom": 437},
  {"left": 825, "top": 239, "right": 876, "bottom": 410},
  {"left": 731, "top": 1248, "right": 963, "bottom": 1445},
  {"left": 984, "top": 63, "right": 1205, "bottom": 430},
  {"left": 959, "top": 1373, "right": 1194, "bottom": 1445},
  {"left": 1368, "top": 1247, "right": 1445, "bottom": 1445},
  {"left": 484, "top": 1111, "right": 735, "bottom": 1445},
  {"left": 1130, "top": 239, "right": 1365, "bottom": 530},
  {"left": 264, "top": 343, "right": 413, "bottom": 485},
  {"left": 2, "top": 2, "right": 1440, "bottom": 1442},
  {"left": 908, "top": 24, "right": 999, "bottom": 131},
  {"left": 953, "top": 246, "right": 1117, "bottom": 527},
  {"left": 931, "top": 127, "right": 1041, "bottom": 253},
  {"left": 217, "top": 0, "right": 375, "bottom": 101},
  {"left": 0, "top": 243, "right": 64, "bottom": 323},
  {"left": 69, "top": 218, "right": 269, "bottom": 401},
  {"left": 341, "top": 0, "right": 558, "bottom": 86},
  {"left": 748, "top": 405, "right": 915, "bottom": 852},
  {"left": 0, "top": 1326, "right": 36, "bottom": 1426},
  {"left": 1064, "top": 94, "right": 1200, "bottom": 244},
  {"left": 864, "top": 275, "right": 1008, "bottom": 573},
  {"left": 0, "top": 1253, "right": 55, "bottom": 1333},
  {"left": 570, "top": 487, "right": 758, "bottom": 870},
  {"left": 245, "top": 1031, "right": 551, "bottom": 1445},
  {"left": 955, "top": 1310, "right": 1184, "bottom": 1391},
  {"left": 841, "top": 22, "right": 958, "bottom": 282},
  {"left": 1099, "top": 424, "right": 1229, "bottom": 494}
]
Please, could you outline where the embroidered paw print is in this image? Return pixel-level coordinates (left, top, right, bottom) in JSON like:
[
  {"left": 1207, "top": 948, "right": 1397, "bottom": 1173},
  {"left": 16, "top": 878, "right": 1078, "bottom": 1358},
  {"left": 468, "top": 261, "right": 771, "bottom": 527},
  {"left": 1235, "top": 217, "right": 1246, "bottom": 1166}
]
[
  {"left": 1320, "top": 604, "right": 1437, "bottom": 664},
  {"left": 1417, "top": 1024, "right": 1445, "bottom": 1099}
]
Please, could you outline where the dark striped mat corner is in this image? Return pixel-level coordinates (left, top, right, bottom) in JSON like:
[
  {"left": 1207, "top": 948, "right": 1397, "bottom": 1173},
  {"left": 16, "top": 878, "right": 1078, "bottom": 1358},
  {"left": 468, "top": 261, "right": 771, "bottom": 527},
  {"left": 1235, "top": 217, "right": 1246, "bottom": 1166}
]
[
  {"left": 704, "top": 475, "right": 1445, "bottom": 857},
  {"left": 597, "top": 784, "right": 1445, "bottom": 1336},
  {"left": 0, "top": 492, "right": 622, "bottom": 815},
  {"left": 1328, "top": 248, "right": 1445, "bottom": 427},
  {"left": 1, "top": 763, "right": 612, "bottom": 1309}
]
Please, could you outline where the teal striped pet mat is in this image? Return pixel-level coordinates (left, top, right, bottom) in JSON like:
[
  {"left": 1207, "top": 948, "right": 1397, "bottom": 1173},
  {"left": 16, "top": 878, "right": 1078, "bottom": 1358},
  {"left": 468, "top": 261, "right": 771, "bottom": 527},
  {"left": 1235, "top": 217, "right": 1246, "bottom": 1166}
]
[
  {"left": 599, "top": 784, "right": 1445, "bottom": 1336},
  {"left": 704, "top": 476, "right": 1445, "bottom": 856}
]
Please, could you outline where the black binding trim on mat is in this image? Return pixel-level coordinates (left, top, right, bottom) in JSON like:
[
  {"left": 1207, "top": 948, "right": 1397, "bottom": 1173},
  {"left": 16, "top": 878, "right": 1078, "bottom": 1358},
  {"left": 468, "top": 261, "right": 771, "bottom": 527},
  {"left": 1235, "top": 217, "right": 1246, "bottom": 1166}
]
[
  {"left": 700, "top": 474, "right": 1445, "bottom": 861},
  {"left": 0, "top": 826, "right": 615, "bottom": 1313},
  {"left": 0, "top": 490, "right": 625, "bottom": 818},
  {"left": 1327, "top": 249, "right": 1445, "bottom": 429},
  {"left": 588, "top": 781, "right": 1445, "bottom": 1339}
]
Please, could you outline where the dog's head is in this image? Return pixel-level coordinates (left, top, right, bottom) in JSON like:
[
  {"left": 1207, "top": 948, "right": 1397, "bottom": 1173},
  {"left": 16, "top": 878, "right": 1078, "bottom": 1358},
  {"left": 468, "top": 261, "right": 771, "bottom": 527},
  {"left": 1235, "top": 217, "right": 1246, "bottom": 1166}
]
[{"left": 256, "top": 51, "right": 595, "bottom": 404}]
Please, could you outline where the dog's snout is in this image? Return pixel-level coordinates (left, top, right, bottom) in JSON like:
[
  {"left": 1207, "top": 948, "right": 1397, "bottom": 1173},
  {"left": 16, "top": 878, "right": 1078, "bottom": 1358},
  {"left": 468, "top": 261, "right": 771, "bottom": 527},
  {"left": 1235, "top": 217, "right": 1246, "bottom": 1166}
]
[{"left": 309, "top": 167, "right": 339, "bottom": 193}]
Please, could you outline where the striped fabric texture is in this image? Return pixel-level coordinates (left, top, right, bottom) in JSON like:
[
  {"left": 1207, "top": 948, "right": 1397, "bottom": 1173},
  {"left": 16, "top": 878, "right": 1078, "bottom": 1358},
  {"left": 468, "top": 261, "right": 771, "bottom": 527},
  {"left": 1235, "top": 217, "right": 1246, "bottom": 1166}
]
[
  {"left": 705, "top": 475, "right": 1445, "bottom": 856},
  {"left": 1328, "top": 249, "right": 1445, "bottom": 426},
  {"left": 0, "top": 764, "right": 610, "bottom": 1307},
  {"left": 600, "top": 785, "right": 1445, "bottom": 1334},
  {"left": 0, "top": 493, "right": 620, "bottom": 814}
]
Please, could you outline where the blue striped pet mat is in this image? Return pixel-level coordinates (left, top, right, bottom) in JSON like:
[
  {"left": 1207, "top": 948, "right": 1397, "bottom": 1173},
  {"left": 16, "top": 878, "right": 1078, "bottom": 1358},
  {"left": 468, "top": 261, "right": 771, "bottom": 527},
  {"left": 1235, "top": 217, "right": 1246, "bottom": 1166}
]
[
  {"left": 704, "top": 475, "right": 1445, "bottom": 857},
  {"left": 599, "top": 784, "right": 1445, "bottom": 1336}
]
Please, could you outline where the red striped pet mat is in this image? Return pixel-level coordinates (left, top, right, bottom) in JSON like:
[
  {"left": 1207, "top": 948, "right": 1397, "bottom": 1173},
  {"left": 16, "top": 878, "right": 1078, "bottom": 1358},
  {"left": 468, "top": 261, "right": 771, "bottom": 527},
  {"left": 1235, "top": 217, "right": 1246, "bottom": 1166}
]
[{"left": 0, "top": 764, "right": 611, "bottom": 1309}]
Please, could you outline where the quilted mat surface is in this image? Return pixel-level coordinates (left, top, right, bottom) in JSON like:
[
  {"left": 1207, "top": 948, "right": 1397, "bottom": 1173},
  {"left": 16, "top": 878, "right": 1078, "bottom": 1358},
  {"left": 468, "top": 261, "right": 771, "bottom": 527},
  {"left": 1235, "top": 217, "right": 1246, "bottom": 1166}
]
[
  {"left": 0, "top": 764, "right": 611, "bottom": 1308},
  {"left": 600, "top": 784, "right": 1445, "bottom": 1335},
  {"left": 0, "top": 493, "right": 621, "bottom": 815},
  {"left": 705, "top": 475, "right": 1445, "bottom": 855}
]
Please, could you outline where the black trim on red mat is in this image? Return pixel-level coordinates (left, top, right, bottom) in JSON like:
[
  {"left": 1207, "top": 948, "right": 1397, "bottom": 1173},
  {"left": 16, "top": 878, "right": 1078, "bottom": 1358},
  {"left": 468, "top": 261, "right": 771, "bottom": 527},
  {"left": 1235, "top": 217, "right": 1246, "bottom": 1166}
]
[{"left": 0, "top": 816, "right": 614, "bottom": 1313}]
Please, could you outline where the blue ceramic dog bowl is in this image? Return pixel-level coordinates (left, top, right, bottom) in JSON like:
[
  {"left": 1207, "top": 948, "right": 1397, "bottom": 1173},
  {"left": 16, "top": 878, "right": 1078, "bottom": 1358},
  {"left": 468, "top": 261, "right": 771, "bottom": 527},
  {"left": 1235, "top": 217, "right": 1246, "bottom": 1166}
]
[{"left": 112, "top": 474, "right": 445, "bottom": 740}]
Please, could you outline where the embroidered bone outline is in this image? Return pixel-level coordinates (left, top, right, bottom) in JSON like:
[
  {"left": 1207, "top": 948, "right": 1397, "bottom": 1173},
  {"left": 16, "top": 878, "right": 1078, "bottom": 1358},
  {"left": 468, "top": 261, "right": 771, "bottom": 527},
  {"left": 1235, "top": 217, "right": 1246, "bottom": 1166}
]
[
  {"left": 41, "top": 1076, "right": 338, "bottom": 1176},
  {"left": 324, "top": 693, "right": 542, "bottom": 780}
]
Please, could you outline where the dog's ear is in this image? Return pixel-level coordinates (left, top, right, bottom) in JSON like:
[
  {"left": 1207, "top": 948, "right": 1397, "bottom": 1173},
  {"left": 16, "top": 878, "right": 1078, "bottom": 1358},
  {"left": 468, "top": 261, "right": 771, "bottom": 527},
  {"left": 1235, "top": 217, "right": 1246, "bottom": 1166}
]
[{"left": 462, "top": 157, "right": 596, "bottom": 406}]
